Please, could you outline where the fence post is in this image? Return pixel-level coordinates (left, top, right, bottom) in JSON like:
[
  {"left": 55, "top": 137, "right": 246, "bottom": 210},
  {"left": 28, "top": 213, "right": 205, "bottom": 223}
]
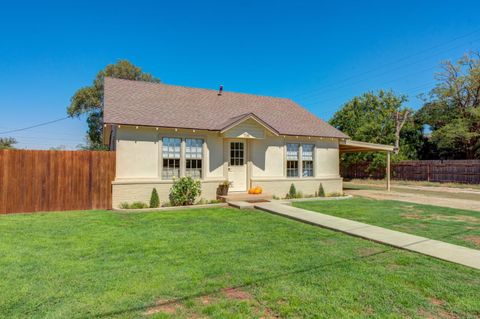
[{"left": 386, "top": 151, "right": 391, "bottom": 191}]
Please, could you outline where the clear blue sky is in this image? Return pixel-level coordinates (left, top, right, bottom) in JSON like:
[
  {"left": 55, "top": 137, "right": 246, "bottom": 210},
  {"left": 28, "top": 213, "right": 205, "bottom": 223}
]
[{"left": 1, "top": 0, "right": 479, "bottom": 149}]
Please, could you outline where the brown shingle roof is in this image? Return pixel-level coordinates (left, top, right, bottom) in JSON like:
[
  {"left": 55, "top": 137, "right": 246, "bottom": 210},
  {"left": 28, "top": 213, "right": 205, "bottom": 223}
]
[{"left": 103, "top": 77, "right": 349, "bottom": 139}]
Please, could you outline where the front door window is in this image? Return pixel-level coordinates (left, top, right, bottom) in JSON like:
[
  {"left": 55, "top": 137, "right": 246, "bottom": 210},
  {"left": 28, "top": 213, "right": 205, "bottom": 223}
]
[{"left": 230, "top": 142, "right": 244, "bottom": 166}]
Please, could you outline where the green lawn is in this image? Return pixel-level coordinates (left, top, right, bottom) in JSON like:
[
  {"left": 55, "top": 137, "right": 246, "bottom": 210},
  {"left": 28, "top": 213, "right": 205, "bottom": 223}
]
[
  {"left": 1, "top": 207, "right": 479, "bottom": 318},
  {"left": 294, "top": 197, "right": 480, "bottom": 250},
  {"left": 344, "top": 181, "right": 480, "bottom": 201}
]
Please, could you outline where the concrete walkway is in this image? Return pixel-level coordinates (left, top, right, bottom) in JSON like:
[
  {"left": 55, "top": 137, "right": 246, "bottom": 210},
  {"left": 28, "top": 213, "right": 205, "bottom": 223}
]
[{"left": 254, "top": 202, "right": 480, "bottom": 270}]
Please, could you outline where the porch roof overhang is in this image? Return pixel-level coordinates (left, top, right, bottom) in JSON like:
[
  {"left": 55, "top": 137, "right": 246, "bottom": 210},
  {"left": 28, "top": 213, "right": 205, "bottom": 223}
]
[{"left": 339, "top": 140, "right": 395, "bottom": 153}]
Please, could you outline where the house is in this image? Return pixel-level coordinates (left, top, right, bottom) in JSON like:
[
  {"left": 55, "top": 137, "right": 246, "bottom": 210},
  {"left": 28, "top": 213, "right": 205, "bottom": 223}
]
[{"left": 103, "top": 77, "right": 393, "bottom": 207}]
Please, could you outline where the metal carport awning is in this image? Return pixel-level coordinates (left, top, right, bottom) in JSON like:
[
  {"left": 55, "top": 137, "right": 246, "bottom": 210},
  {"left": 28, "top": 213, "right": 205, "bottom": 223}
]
[{"left": 339, "top": 140, "right": 395, "bottom": 191}]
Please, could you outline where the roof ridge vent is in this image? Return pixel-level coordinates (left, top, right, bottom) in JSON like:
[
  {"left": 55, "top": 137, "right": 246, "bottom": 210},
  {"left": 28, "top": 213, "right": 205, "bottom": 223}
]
[{"left": 218, "top": 85, "right": 223, "bottom": 96}]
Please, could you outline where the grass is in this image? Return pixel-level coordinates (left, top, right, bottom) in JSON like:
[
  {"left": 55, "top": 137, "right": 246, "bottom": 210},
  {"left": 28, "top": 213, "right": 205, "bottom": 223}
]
[
  {"left": 294, "top": 197, "right": 480, "bottom": 249},
  {"left": 0, "top": 207, "right": 479, "bottom": 318},
  {"left": 344, "top": 182, "right": 480, "bottom": 201}
]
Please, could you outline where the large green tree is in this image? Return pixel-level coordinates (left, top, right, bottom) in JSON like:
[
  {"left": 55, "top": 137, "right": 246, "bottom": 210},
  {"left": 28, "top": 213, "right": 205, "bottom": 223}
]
[
  {"left": 416, "top": 51, "right": 480, "bottom": 159},
  {"left": 68, "top": 60, "right": 160, "bottom": 150},
  {"left": 330, "top": 90, "right": 422, "bottom": 173},
  {"left": 0, "top": 137, "right": 17, "bottom": 149}
]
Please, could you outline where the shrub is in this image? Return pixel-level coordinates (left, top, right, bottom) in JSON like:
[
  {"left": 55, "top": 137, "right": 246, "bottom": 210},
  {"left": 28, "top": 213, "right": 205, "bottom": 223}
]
[
  {"left": 119, "top": 202, "right": 130, "bottom": 209},
  {"left": 286, "top": 183, "right": 297, "bottom": 199},
  {"left": 169, "top": 176, "right": 202, "bottom": 206},
  {"left": 326, "top": 192, "right": 343, "bottom": 197},
  {"left": 130, "top": 201, "right": 149, "bottom": 209},
  {"left": 318, "top": 183, "right": 325, "bottom": 197},
  {"left": 120, "top": 201, "right": 148, "bottom": 209},
  {"left": 149, "top": 188, "right": 160, "bottom": 208}
]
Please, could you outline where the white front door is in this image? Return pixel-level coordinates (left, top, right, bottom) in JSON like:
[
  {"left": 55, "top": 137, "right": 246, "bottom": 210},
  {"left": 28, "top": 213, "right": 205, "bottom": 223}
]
[{"left": 228, "top": 141, "right": 247, "bottom": 192}]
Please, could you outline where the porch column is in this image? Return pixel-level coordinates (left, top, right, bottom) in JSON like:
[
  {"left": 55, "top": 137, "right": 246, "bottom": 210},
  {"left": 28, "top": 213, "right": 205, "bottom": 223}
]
[{"left": 386, "top": 151, "right": 391, "bottom": 191}]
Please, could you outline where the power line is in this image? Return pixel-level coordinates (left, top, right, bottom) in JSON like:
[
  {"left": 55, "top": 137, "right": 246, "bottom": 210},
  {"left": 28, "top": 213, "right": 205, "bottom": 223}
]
[
  {"left": 0, "top": 117, "right": 70, "bottom": 135},
  {"left": 291, "top": 29, "right": 480, "bottom": 99}
]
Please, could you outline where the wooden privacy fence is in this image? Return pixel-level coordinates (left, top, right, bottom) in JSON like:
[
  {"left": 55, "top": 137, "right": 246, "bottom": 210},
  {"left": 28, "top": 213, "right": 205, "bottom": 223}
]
[
  {"left": 342, "top": 160, "right": 480, "bottom": 184},
  {"left": 0, "top": 150, "right": 116, "bottom": 214}
]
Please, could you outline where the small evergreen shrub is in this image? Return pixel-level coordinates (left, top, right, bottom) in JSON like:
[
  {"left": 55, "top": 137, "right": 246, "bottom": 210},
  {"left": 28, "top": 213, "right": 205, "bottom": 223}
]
[
  {"left": 318, "top": 183, "right": 325, "bottom": 197},
  {"left": 287, "top": 183, "right": 297, "bottom": 199},
  {"left": 149, "top": 188, "right": 160, "bottom": 208},
  {"left": 169, "top": 176, "right": 202, "bottom": 206}
]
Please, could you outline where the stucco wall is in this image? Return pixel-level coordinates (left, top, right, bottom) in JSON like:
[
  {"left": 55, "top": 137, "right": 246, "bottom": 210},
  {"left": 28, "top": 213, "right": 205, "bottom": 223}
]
[
  {"left": 250, "top": 136, "right": 340, "bottom": 178},
  {"left": 115, "top": 127, "right": 226, "bottom": 180},
  {"left": 116, "top": 127, "right": 159, "bottom": 178},
  {"left": 113, "top": 125, "right": 343, "bottom": 206},
  {"left": 250, "top": 135, "right": 285, "bottom": 177}
]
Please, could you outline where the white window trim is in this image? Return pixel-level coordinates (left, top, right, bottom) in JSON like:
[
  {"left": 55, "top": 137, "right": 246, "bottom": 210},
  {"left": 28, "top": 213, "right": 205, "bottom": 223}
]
[
  {"left": 285, "top": 142, "right": 315, "bottom": 178},
  {"left": 160, "top": 135, "right": 205, "bottom": 180}
]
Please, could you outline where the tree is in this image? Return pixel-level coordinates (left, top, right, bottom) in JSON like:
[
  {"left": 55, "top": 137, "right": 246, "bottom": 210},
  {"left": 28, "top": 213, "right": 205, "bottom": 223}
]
[
  {"left": 416, "top": 51, "right": 480, "bottom": 159},
  {"left": 330, "top": 90, "right": 421, "bottom": 173},
  {"left": 68, "top": 60, "right": 160, "bottom": 150},
  {"left": 0, "top": 137, "right": 17, "bottom": 149}
]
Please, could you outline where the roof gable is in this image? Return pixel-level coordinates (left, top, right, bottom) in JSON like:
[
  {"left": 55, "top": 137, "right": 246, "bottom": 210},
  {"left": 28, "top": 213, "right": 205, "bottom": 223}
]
[
  {"left": 220, "top": 113, "right": 279, "bottom": 137},
  {"left": 103, "top": 77, "right": 349, "bottom": 139}
]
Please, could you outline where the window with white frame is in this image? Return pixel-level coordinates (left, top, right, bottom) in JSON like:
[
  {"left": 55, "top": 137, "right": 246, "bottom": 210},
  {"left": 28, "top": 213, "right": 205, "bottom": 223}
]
[
  {"left": 230, "top": 142, "right": 244, "bottom": 166},
  {"left": 286, "top": 143, "right": 299, "bottom": 177},
  {"left": 302, "top": 144, "right": 314, "bottom": 177},
  {"left": 162, "top": 137, "right": 181, "bottom": 179},
  {"left": 186, "top": 138, "right": 203, "bottom": 178}
]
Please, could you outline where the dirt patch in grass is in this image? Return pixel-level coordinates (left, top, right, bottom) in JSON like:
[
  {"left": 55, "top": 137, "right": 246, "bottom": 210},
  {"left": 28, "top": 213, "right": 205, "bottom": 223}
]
[
  {"left": 357, "top": 247, "right": 384, "bottom": 257},
  {"left": 145, "top": 299, "right": 185, "bottom": 315},
  {"left": 430, "top": 298, "right": 445, "bottom": 306},
  {"left": 463, "top": 235, "right": 480, "bottom": 247},
  {"left": 416, "top": 298, "right": 460, "bottom": 319},
  {"left": 418, "top": 308, "right": 458, "bottom": 319},
  {"left": 222, "top": 287, "right": 253, "bottom": 300},
  {"left": 401, "top": 213, "right": 479, "bottom": 223},
  {"left": 198, "top": 295, "right": 215, "bottom": 305}
]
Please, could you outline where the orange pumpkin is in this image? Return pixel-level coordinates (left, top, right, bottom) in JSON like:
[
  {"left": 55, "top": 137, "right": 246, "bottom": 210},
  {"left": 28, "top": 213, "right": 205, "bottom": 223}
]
[{"left": 254, "top": 186, "right": 262, "bottom": 194}]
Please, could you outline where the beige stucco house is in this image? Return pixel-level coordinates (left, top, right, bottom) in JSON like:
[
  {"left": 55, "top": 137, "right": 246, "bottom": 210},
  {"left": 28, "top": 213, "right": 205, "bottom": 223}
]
[{"left": 103, "top": 77, "right": 392, "bottom": 207}]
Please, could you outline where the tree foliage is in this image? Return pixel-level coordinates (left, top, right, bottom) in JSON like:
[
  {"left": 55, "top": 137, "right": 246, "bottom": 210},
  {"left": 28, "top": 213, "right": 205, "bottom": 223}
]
[
  {"left": 68, "top": 60, "right": 160, "bottom": 150},
  {"left": 0, "top": 137, "right": 18, "bottom": 149},
  {"left": 416, "top": 51, "right": 480, "bottom": 159},
  {"left": 330, "top": 90, "right": 422, "bottom": 172}
]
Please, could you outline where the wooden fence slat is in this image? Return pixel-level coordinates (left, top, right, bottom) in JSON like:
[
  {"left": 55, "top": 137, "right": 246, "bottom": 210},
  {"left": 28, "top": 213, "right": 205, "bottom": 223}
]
[
  {"left": 342, "top": 160, "right": 480, "bottom": 184},
  {"left": 0, "top": 149, "right": 115, "bottom": 214}
]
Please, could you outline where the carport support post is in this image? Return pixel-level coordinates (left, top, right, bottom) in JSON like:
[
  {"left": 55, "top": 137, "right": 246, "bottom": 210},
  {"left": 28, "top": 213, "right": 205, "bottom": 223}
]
[{"left": 386, "top": 151, "right": 391, "bottom": 191}]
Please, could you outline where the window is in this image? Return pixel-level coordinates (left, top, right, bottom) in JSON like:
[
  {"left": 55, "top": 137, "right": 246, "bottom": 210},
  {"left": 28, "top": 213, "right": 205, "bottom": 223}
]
[
  {"left": 186, "top": 138, "right": 203, "bottom": 178},
  {"left": 162, "top": 137, "right": 181, "bottom": 179},
  {"left": 230, "top": 142, "right": 244, "bottom": 166},
  {"left": 286, "top": 143, "right": 299, "bottom": 177},
  {"left": 302, "top": 144, "right": 314, "bottom": 177}
]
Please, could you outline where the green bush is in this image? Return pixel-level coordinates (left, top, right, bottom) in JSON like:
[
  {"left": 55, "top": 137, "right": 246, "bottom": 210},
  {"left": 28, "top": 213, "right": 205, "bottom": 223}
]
[
  {"left": 287, "top": 183, "right": 297, "bottom": 199},
  {"left": 119, "top": 202, "right": 130, "bottom": 209},
  {"left": 169, "top": 176, "right": 202, "bottom": 206},
  {"left": 149, "top": 188, "right": 160, "bottom": 208},
  {"left": 318, "top": 183, "right": 325, "bottom": 197},
  {"left": 130, "top": 201, "right": 149, "bottom": 209},
  {"left": 119, "top": 201, "right": 148, "bottom": 209}
]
